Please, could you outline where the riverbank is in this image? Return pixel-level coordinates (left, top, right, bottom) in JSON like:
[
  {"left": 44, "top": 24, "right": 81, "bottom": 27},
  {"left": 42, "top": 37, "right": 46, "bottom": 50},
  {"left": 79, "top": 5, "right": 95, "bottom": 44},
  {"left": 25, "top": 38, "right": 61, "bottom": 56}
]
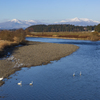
[
  {"left": 0, "top": 41, "right": 79, "bottom": 86},
  {"left": 26, "top": 35, "right": 82, "bottom": 40},
  {"left": 0, "top": 40, "right": 27, "bottom": 58},
  {"left": 26, "top": 31, "right": 100, "bottom": 41}
]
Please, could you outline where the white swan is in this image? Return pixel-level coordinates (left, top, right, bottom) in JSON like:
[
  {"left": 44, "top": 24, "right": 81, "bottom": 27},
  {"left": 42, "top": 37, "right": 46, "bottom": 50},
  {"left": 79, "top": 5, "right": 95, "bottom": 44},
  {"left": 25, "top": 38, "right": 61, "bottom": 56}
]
[
  {"left": 80, "top": 71, "right": 82, "bottom": 76},
  {"left": 29, "top": 81, "right": 33, "bottom": 85},
  {"left": 18, "top": 81, "right": 22, "bottom": 85},
  {"left": 73, "top": 73, "right": 75, "bottom": 76},
  {"left": 0, "top": 77, "right": 3, "bottom": 81}
]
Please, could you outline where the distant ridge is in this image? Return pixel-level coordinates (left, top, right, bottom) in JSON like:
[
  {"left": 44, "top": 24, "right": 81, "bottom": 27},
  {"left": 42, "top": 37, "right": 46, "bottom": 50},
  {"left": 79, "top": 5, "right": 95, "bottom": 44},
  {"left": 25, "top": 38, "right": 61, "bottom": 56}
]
[
  {"left": 55, "top": 17, "right": 100, "bottom": 26},
  {"left": 0, "top": 19, "right": 42, "bottom": 29},
  {"left": 0, "top": 18, "right": 100, "bottom": 29}
]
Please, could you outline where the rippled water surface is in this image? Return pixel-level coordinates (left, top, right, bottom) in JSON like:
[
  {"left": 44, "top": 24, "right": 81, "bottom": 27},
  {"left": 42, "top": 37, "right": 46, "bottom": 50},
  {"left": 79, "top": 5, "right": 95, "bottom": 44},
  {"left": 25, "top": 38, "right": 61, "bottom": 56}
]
[{"left": 0, "top": 37, "right": 100, "bottom": 100}]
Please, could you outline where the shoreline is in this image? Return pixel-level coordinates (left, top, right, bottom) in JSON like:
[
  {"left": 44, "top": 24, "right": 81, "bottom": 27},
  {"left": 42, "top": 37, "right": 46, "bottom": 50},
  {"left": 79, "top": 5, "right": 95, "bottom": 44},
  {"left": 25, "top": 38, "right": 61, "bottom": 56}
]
[
  {"left": 0, "top": 41, "right": 79, "bottom": 86},
  {"left": 26, "top": 35, "right": 90, "bottom": 41}
]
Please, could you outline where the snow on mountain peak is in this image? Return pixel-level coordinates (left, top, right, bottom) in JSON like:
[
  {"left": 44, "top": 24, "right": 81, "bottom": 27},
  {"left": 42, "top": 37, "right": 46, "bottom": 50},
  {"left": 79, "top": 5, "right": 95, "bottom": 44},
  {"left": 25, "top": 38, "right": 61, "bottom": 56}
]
[
  {"left": 0, "top": 19, "right": 42, "bottom": 29},
  {"left": 68, "top": 17, "right": 92, "bottom": 22},
  {"left": 11, "top": 19, "right": 21, "bottom": 23},
  {"left": 0, "top": 18, "right": 99, "bottom": 29},
  {"left": 59, "top": 17, "right": 100, "bottom": 25},
  {"left": 10, "top": 19, "right": 37, "bottom": 24},
  {"left": 28, "top": 20, "right": 36, "bottom": 23},
  {"left": 80, "top": 18, "right": 90, "bottom": 22},
  {"left": 69, "top": 18, "right": 99, "bottom": 23},
  {"left": 61, "top": 17, "right": 81, "bottom": 22},
  {"left": 70, "top": 17, "right": 80, "bottom": 22},
  {"left": 11, "top": 19, "right": 18, "bottom": 22}
]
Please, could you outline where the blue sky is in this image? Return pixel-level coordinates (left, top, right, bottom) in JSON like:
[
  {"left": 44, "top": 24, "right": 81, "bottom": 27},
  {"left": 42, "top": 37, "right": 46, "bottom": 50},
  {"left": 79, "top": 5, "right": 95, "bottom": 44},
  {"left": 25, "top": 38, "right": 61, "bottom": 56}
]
[{"left": 0, "top": 0, "right": 100, "bottom": 23}]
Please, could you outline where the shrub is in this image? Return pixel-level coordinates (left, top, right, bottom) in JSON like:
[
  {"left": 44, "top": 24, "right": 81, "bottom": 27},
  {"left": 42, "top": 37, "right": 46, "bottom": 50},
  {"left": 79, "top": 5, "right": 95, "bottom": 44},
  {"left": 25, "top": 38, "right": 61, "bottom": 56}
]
[{"left": 0, "top": 29, "right": 26, "bottom": 43}]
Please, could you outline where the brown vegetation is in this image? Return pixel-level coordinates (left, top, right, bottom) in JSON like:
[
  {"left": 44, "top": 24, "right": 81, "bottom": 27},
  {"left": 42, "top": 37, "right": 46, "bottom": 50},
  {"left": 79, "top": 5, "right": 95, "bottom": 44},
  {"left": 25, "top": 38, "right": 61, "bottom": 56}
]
[
  {"left": 0, "top": 29, "right": 27, "bottom": 57},
  {"left": 0, "top": 40, "right": 15, "bottom": 51},
  {"left": 26, "top": 31, "right": 100, "bottom": 41},
  {"left": 0, "top": 29, "right": 26, "bottom": 43}
]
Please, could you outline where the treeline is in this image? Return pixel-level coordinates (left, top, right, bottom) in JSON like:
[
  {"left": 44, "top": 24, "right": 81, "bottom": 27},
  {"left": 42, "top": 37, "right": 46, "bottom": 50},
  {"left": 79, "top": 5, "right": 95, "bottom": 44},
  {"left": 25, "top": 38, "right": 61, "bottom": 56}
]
[
  {"left": 26, "top": 24, "right": 96, "bottom": 32},
  {"left": 95, "top": 24, "right": 100, "bottom": 32}
]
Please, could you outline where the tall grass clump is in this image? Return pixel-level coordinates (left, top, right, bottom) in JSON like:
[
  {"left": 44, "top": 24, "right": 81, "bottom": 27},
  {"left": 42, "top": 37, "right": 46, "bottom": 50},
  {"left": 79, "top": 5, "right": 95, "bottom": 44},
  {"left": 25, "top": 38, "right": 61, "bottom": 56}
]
[
  {"left": 0, "top": 29, "right": 26, "bottom": 52},
  {"left": 0, "top": 28, "right": 26, "bottom": 44}
]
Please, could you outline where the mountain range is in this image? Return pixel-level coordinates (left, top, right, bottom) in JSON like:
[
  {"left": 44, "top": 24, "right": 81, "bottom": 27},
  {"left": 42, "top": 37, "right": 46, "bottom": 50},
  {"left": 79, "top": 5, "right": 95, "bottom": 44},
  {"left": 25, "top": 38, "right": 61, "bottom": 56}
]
[
  {"left": 55, "top": 17, "right": 100, "bottom": 26},
  {"left": 0, "top": 19, "right": 42, "bottom": 29},
  {"left": 0, "top": 18, "right": 100, "bottom": 29}
]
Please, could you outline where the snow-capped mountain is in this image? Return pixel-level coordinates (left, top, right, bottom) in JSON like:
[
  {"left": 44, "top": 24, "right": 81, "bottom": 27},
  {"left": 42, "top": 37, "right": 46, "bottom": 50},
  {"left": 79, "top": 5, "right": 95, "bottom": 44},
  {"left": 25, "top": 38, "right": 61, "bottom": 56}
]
[
  {"left": 0, "top": 18, "right": 100, "bottom": 29},
  {"left": 55, "top": 17, "right": 100, "bottom": 26},
  {"left": 0, "top": 19, "right": 42, "bottom": 29}
]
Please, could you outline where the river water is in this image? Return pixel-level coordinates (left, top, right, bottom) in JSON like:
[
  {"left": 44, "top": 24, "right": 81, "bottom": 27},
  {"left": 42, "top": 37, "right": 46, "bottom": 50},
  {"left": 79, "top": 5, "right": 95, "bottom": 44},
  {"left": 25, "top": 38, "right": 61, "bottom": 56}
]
[{"left": 0, "top": 37, "right": 100, "bottom": 100}]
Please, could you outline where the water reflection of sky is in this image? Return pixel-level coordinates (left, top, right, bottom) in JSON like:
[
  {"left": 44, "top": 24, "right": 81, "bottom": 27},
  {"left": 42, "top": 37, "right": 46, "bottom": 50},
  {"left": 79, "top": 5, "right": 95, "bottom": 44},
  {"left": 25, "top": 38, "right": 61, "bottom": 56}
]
[{"left": 0, "top": 37, "right": 100, "bottom": 100}]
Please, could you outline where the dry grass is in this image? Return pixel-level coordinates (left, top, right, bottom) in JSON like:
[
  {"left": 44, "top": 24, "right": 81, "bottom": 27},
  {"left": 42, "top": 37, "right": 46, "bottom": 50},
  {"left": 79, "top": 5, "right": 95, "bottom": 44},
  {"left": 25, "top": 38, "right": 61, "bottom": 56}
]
[
  {"left": 0, "top": 29, "right": 26, "bottom": 52},
  {"left": 30, "top": 31, "right": 92, "bottom": 36},
  {"left": 0, "top": 40, "right": 16, "bottom": 51},
  {"left": 26, "top": 31, "right": 100, "bottom": 41}
]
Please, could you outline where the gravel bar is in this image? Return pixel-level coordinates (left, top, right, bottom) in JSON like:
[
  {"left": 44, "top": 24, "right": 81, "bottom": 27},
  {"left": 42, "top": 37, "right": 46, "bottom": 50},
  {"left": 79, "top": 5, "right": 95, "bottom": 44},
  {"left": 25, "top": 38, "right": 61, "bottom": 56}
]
[{"left": 0, "top": 41, "right": 79, "bottom": 86}]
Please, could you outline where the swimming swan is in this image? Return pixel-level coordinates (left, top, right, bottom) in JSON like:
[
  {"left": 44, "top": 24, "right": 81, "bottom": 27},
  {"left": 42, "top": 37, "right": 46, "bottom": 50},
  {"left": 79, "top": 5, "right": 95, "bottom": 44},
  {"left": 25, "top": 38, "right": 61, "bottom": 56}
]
[
  {"left": 18, "top": 81, "right": 22, "bottom": 85},
  {"left": 29, "top": 81, "right": 33, "bottom": 85},
  {"left": 80, "top": 71, "right": 82, "bottom": 76},
  {"left": 73, "top": 73, "right": 75, "bottom": 76},
  {"left": 0, "top": 77, "right": 3, "bottom": 81}
]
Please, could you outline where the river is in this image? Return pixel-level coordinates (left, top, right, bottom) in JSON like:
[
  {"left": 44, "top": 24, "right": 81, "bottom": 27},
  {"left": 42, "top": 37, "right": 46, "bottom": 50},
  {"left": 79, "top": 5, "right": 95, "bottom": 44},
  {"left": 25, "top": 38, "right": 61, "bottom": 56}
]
[{"left": 0, "top": 37, "right": 100, "bottom": 100}]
